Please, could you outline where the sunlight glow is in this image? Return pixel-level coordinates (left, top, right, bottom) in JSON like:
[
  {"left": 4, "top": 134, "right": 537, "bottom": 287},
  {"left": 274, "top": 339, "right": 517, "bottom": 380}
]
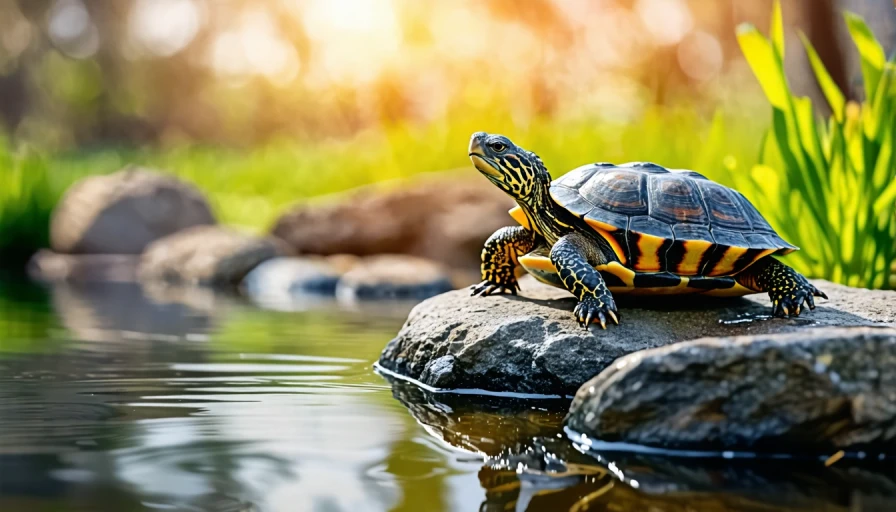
[
  {"left": 678, "top": 30, "right": 724, "bottom": 81},
  {"left": 129, "top": 0, "right": 201, "bottom": 57},
  {"left": 299, "top": 0, "right": 400, "bottom": 84},
  {"left": 635, "top": 0, "right": 693, "bottom": 46},
  {"left": 210, "top": 10, "right": 300, "bottom": 86}
]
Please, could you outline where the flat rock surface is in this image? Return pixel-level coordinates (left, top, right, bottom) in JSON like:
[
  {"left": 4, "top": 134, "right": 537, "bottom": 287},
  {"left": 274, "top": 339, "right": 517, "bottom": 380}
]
[
  {"left": 378, "top": 276, "right": 895, "bottom": 396},
  {"left": 566, "top": 326, "right": 896, "bottom": 453}
]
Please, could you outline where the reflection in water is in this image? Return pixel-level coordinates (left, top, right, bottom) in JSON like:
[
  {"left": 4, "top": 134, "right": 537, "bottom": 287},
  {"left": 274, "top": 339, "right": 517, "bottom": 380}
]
[
  {"left": 0, "top": 278, "right": 895, "bottom": 511},
  {"left": 384, "top": 370, "right": 896, "bottom": 512}
]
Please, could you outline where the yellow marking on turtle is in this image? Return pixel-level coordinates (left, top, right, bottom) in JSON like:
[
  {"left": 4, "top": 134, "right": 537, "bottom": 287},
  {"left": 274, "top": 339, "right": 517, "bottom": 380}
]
[
  {"left": 508, "top": 206, "right": 531, "bottom": 230},
  {"left": 677, "top": 240, "right": 713, "bottom": 275},
  {"left": 634, "top": 234, "right": 666, "bottom": 272},
  {"left": 519, "top": 253, "right": 557, "bottom": 273},
  {"left": 595, "top": 262, "right": 636, "bottom": 288},
  {"left": 614, "top": 276, "right": 699, "bottom": 296},
  {"left": 518, "top": 253, "right": 758, "bottom": 297},
  {"left": 583, "top": 219, "right": 628, "bottom": 266},
  {"left": 585, "top": 218, "right": 618, "bottom": 232},
  {"left": 710, "top": 247, "right": 776, "bottom": 276},
  {"left": 703, "top": 282, "right": 755, "bottom": 297},
  {"left": 708, "top": 246, "right": 749, "bottom": 276}
]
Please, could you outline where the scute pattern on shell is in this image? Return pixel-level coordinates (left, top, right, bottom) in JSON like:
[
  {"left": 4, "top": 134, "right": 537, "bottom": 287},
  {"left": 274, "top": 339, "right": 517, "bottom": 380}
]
[{"left": 550, "top": 162, "right": 797, "bottom": 276}]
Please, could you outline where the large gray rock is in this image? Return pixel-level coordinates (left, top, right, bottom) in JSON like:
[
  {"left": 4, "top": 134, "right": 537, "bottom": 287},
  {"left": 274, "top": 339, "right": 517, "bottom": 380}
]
[
  {"left": 139, "top": 225, "right": 292, "bottom": 286},
  {"left": 270, "top": 173, "right": 514, "bottom": 272},
  {"left": 378, "top": 277, "right": 895, "bottom": 396},
  {"left": 566, "top": 326, "right": 896, "bottom": 453},
  {"left": 51, "top": 167, "right": 215, "bottom": 254}
]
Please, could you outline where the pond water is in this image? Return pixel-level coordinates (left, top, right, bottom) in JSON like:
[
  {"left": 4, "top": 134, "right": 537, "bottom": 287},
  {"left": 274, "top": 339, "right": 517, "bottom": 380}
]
[{"left": 1, "top": 277, "right": 895, "bottom": 512}]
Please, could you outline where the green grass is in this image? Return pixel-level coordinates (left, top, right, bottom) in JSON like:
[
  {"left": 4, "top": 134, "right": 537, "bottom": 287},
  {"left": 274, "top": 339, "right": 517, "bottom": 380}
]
[
  {"left": 0, "top": 104, "right": 762, "bottom": 264},
  {"left": 735, "top": 1, "right": 896, "bottom": 289}
]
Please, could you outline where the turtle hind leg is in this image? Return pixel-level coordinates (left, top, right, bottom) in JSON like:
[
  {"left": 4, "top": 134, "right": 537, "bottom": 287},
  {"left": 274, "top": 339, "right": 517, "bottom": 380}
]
[
  {"left": 736, "top": 257, "right": 828, "bottom": 317},
  {"left": 472, "top": 226, "right": 537, "bottom": 297},
  {"left": 551, "top": 233, "right": 619, "bottom": 329}
]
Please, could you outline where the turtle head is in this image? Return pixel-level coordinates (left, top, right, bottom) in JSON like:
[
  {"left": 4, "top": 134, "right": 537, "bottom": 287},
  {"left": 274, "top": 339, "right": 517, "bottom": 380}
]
[{"left": 468, "top": 132, "right": 550, "bottom": 201}]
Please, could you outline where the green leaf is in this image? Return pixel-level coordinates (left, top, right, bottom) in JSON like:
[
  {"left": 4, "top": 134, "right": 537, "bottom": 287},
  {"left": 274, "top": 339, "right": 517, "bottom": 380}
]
[
  {"left": 770, "top": 0, "right": 785, "bottom": 58},
  {"left": 737, "top": 23, "right": 790, "bottom": 110},
  {"left": 866, "top": 58, "right": 895, "bottom": 140},
  {"left": 844, "top": 12, "right": 886, "bottom": 101},
  {"left": 768, "top": 0, "right": 784, "bottom": 60},
  {"left": 793, "top": 95, "right": 827, "bottom": 180},
  {"left": 799, "top": 31, "right": 846, "bottom": 122}
]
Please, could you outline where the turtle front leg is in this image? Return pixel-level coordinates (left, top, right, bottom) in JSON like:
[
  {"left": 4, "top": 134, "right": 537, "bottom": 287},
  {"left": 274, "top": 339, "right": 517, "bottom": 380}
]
[
  {"left": 472, "top": 226, "right": 537, "bottom": 296},
  {"left": 551, "top": 233, "right": 619, "bottom": 329},
  {"left": 736, "top": 257, "right": 828, "bottom": 317}
]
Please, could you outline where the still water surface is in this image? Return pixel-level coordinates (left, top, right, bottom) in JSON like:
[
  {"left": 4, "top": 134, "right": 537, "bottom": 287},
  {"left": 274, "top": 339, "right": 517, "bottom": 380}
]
[{"left": 1, "top": 278, "right": 895, "bottom": 511}]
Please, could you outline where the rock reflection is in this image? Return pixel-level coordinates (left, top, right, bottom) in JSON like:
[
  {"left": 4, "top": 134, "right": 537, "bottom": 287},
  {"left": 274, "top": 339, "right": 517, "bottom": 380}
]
[
  {"left": 385, "top": 377, "right": 616, "bottom": 511},
  {"left": 51, "top": 281, "right": 223, "bottom": 342},
  {"left": 386, "top": 377, "right": 896, "bottom": 512}
]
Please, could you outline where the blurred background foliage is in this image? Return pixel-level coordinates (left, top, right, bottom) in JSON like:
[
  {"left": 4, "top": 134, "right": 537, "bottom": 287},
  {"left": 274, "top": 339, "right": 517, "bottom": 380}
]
[
  {"left": 0, "top": 0, "right": 893, "bottom": 287},
  {"left": 735, "top": 3, "right": 896, "bottom": 289}
]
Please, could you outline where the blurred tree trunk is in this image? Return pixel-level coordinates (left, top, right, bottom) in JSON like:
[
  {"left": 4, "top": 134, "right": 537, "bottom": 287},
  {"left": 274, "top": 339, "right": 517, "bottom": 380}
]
[{"left": 803, "top": 0, "right": 853, "bottom": 101}]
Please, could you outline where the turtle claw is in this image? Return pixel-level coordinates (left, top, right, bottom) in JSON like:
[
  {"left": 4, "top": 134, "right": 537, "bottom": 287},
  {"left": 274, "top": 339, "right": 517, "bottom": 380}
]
[
  {"left": 574, "top": 294, "right": 619, "bottom": 330},
  {"left": 471, "top": 279, "right": 518, "bottom": 297},
  {"left": 607, "top": 310, "right": 619, "bottom": 325},
  {"left": 770, "top": 280, "right": 827, "bottom": 318}
]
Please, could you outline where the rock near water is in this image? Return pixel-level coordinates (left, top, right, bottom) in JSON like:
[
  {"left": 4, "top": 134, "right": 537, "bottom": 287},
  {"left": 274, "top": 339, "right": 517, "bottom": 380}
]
[
  {"left": 138, "top": 225, "right": 292, "bottom": 286},
  {"left": 377, "top": 277, "right": 895, "bottom": 396},
  {"left": 270, "top": 174, "right": 513, "bottom": 271},
  {"left": 566, "top": 326, "right": 896, "bottom": 453},
  {"left": 50, "top": 167, "right": 215, "bottom": 254}
]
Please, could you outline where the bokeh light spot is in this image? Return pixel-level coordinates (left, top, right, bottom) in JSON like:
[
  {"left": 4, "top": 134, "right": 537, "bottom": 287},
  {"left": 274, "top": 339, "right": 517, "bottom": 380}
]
[
  {"left": 635, "top": 0, "right": 693, "bottom": 46},
  {"left": 129, "top": 0, "right": 202, "bottom": 57}
]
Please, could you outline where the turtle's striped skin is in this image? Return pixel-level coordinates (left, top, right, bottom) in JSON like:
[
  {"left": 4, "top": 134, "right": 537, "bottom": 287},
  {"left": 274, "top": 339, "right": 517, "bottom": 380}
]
[{"left": 468, "top": 132, "right": 827, "bottom": 329}]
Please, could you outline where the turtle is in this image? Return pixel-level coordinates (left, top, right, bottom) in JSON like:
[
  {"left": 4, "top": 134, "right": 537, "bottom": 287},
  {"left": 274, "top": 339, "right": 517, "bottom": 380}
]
[{"left": 467, "top": 131, "right": 828, "bottom": 329}]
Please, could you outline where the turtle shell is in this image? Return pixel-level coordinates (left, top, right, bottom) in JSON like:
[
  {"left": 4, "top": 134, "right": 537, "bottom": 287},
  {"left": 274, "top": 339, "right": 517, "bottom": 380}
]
[{"left": 549, "top": 162, "right": 797, "bottom": 276}]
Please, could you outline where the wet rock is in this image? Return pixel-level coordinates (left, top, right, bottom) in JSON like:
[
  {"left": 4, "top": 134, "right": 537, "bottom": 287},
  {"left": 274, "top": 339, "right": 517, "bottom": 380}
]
[
  {"left": 50, "top": 167, "right": 215, "bottom": 254},
  {"left": 138, "top": 225, "right": 292, "bottom": 286},
  {"left": 270, "top": 173, "right": 514, "bottom": 271},
  {"left": 241, "top": 256, "right": 344, "bottom": 301},
  {"left": 336, "top": 254, "right": 453, "bottom": 301},
  {"left": 27, "top": 250, "right": 139, "bottom": 282},
  {"left": 385, "top": 375, "right": 568, "bottom": 456},
  {"left": 384, "top": 371, "right": 896, "bottom": 512},
  {"left": 378, "top": 277, "right": 894, "bottom": 396},
  {"left": 566, "top": 326, "right": 896, "bottom": 453}
]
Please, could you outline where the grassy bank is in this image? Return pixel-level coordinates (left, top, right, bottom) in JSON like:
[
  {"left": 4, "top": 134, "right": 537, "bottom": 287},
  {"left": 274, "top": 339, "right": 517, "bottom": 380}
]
[{"left": 0, "top": 105, "right": 762, "bottom": 262}]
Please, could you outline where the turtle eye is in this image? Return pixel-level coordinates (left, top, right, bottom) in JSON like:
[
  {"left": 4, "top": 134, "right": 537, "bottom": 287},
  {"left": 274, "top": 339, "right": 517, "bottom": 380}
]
[{"left": 488, "top": 141, "right": 507, "bottom": 152}]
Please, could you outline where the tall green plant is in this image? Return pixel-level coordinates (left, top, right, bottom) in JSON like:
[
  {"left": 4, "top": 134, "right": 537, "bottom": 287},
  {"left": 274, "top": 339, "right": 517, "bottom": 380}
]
[
  {"left": 735, "top": 1, "right": 896, "bottom": 289},
  {"left": 0, "top": 140, "right": 59, "bottom": 263}
]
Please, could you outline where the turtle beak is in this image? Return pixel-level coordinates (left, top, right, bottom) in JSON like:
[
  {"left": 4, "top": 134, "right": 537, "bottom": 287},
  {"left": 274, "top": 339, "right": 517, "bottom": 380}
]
[
  {"left": 468, "top": 132, "right": 502, "bottom": 178},
  {"left": 468, "top": 131, "right": 486, "bottom": 156}
]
